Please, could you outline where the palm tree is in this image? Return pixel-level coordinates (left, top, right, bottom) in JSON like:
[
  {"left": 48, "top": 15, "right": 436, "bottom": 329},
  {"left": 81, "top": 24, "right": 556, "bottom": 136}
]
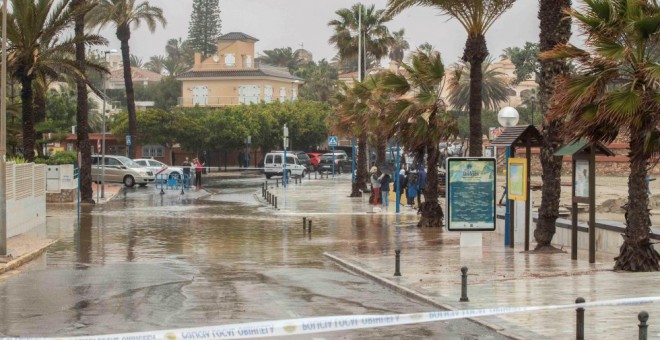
[
  {"left": 329, "top": 3, "right": 393, "bottom": 196},
  {"left": 544, "top": 0, "right": 659, "bottom": 271},
  {"left": 388, "top": 28, "right": 409, "bottom": 64},
  {"left": 144, "top": 55, "right": 166, "bottom": 74},
  {"left": 533, "top": 0, "right": 572, "bottom": 252},
  {"left": 386, "top": 0, "right": 515, "bottom": 157},
  {"left": 129, "top": 54, "right": 143, "bottom": 68},
  {"left": 446, "top": 59, "right": 512, "bottom": 112},
  {"left": 382, "top": 50, "right": 458, "bottom": 228},
  {"left": 6, "top": 0, "right": 106, "bottom": 162},
  {"left": 89, "top": 0, "right": 166, "bottom": 158},
  {"left": 258, "top": 47, "right": 300, "bottom": 71}
]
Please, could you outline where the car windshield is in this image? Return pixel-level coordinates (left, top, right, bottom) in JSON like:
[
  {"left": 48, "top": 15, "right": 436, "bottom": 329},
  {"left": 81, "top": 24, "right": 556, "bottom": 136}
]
[
  {"left": 297, "top": 153, "right": 310, "bottom": 161},
  {"left": 116, "top": 156, "right": 141, "bottom": 168}
]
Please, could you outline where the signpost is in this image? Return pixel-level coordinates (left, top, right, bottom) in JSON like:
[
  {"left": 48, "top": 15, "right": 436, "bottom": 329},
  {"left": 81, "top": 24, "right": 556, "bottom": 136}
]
[
  {"left": 328, "top": 136, "right": 338, "bottom": 177},
  {"left": 283, "top": 125, "right": 289, "bottom": 189},
  {"left": 125, "top": 135, "right": 131, "bottom": 158}
]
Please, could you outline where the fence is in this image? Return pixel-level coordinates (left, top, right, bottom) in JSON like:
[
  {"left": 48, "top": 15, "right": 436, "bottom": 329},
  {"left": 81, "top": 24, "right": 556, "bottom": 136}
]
[{"left": 5, "top": 162, "right": 46, "bottom": 237}]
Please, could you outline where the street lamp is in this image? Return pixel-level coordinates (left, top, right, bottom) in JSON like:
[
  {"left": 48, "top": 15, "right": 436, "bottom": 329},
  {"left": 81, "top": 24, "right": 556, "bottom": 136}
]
[
  {"left": 245, "top": 135, "right": 251, "bottom": 169},
  {"left": 283, "top": 124, "right": 288, "bottom": 189},
  {"left": 101, "top": 49, "right": 117, "bottom": 199},
  {"left": 498, "top": 106, "right": 519, "bottom": 247},
  {"left": 0, "top": 0, "right": 8, "bottom": 256}
]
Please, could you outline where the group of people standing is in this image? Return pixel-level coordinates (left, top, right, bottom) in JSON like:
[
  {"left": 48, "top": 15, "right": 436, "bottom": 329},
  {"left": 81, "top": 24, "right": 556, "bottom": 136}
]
[
  {"left": 369, "top": 163, "right": 427, "bottom": 210},
  {"left": 181, "top": 157, "right": 205, "bottom": 189}
]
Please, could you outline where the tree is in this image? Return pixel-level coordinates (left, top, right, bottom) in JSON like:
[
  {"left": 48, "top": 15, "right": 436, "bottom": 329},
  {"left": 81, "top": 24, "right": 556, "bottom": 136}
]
[
  {"left": 259, "top": 47, "right": 301, "bottom": 72},
  {"left": 294, "top": 60, "right": 338, "bottom": 102},
  {"left": 446, "top": 59, "right": 512, "bottom": 113},
  {"left": 520, "top": 88, "right": 540, "bottom": 126},
  {"left": 388, "top": 28, "right": 409, "bottom": 63},
  {"left": 382, "top": 50, "right": 458, "bottom": 228},
  {"left": 533, "top": 0, "right": 572, "bottom": 252},
  {"left": 89, "top": 0, "right": 167, "bottom": 158},
  {"left": 129, "top": 54, "right": 143, "bottom": 68},
  {"left": 386, "top": 0, "right": 516, "bottom": 157},
  {"left": 6, "top": 0, "right": 106, "bottom": 162},
  {"left": 329, "top": 3, "right": 393, "bottom": 196},
  {"left": 501, "top": 42, "right": 540, "bottom": 84},
  {"left": 152, "top": 76, "right": 182, "bottom": 110},
  {"left": 144, "top": 55, "right": 166, "bottom": 74},
  {"left": 544, "top": 0, "right": 660, "bottom": 270},
  {"left": 187, "top": 0, "right": 221, "bottom": 58}
]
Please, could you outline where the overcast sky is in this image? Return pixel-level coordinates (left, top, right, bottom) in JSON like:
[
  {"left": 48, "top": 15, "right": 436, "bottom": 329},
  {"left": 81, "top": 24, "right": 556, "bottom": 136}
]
[{"left": 98, "top": 1, "right": 553, "bottom": 66}]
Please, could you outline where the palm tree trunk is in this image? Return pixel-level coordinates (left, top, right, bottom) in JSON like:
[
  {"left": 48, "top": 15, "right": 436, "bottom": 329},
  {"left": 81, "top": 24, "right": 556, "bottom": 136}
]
[
  {"left": 614, "top": 127, "right": 660, "bottom": 271},
  {"left": 73, "top": 0, "right": 94, "bottom": 203},
  {"left": 34, "top": 87, "right": 46, "bottom": 158},
  {"left": 464, "top": 35, "right": 488, "bottom": 157},
  {"left": 376, "top": 134, "right": 387, "bottom": 167},
  {"left": 117, "top": 24, "right": 137, "bottom": 158},
  {"left": 357, "top": 132, "right": 368, "bottom": 192},
  {"left": 418, "top": 144, "right": 443, "bottom": 228},
  {"left": 20, "top": 73, "right": 35, "bottom": 162},
  {"left": 534, "top": 0, "right": 572, "bottom": 251}
]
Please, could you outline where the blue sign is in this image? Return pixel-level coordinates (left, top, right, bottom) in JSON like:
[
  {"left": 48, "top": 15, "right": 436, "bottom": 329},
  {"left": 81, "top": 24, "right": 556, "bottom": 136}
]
[
  {"left": 126, "top": 135, "right": 131, "bottom": 146},
  {"left": 328, "top": 136, "right": 338, "bottom": 147},
  {"left": 446, "top": 157, "right": 496, "bottom": 231}
]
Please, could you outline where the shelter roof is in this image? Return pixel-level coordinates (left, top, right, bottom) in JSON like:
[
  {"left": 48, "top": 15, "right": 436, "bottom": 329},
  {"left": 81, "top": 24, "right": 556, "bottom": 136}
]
[
  {"left": 554, "top": 140, "right": 615, "bottom": 157},
  {"left": 490, "top": 125, "right": 544, "bottom": 148}
]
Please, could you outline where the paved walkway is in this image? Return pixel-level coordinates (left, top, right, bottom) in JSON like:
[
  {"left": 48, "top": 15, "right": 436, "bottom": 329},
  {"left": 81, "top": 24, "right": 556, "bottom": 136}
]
[
  {"left": 261, "top": 175, "right": 660, "bottom": 339},
  {"left": 0, "top": 234, "right": 56, "bottom": 276}
]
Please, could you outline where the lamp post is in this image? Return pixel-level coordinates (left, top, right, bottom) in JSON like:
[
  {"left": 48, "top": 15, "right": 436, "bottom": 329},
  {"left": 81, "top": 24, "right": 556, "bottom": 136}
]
[
  {"left": 101, "top": 49, "right": 117, "bottom": 198},
  {"left": 0, "top": 0, "right": 8, "bottom": 256},
  {"left": 498, "top": 106, "right": 519, "bottom": 246},
  {"left": 245, "top": 135, "right": 251, "bottom": 169},
  {"left": 283, "top": 124, "right": 288, "bottom": 189}
]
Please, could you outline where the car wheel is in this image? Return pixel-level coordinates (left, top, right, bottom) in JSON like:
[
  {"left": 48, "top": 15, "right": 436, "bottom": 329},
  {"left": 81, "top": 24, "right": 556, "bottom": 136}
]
[
  {"left": 138, "top": 183, "right": 147, "bottom": 188},
  {"left": 123, "top": 175, "right": 135, "bottom": 187},
  {"left": 302, "top": 170, "right": 307, "bottom": 178},
  {"left": 287, "top": 170, "right": 291, "bottom": 179}
]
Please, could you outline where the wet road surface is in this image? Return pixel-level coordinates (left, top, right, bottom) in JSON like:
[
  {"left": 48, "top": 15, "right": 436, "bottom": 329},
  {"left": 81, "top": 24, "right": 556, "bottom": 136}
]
[{"left": 0, "top": 175, "right": 508, "bottom": 339}]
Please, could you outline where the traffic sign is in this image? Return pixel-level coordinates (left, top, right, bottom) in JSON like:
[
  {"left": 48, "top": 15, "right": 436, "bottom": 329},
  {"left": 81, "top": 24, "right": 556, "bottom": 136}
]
[
  {"left": 328, "top": 136, "right": 338, "bottom": 147},
  {"left": 126, "top": 135, "right": 131, "bottom": 146}
]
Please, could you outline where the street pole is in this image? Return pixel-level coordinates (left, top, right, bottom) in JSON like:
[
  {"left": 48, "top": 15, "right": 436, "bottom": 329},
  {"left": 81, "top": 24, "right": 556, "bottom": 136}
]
[
  {"left": 101, "top": 51, "right": 110, "bottom": 198},
  {"left": 395, "top": 142, "right": 400, "bottom": 213},
  {"left": 0, "top": 0, "right": 8, "bottom": 256},
  {"left": 351, "top": 137, "right": 356, "bottom": 184},
  {"left": 283, "top": 124, "right": 288, "bottom": 189},
  {"left": 331, "top": 146, "right": 335, "bottom": 177}
]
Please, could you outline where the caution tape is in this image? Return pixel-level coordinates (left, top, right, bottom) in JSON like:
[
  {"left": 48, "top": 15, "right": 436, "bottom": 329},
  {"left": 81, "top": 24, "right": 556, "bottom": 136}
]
[{"left": 6, "top": 296, "right": 659, "bottom": 340}]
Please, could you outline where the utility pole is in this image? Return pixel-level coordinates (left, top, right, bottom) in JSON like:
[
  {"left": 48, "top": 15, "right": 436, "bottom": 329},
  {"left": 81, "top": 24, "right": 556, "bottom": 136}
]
[{"left": 0, "top": 0, "right": 8, "bottom": 256}]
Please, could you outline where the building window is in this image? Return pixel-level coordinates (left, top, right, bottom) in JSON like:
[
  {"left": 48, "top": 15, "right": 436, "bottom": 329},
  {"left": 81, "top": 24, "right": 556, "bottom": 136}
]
[
  {"left": 239, "top": 85, "right": 260, "bottom": 104},
  {"left": 246, "top": 56, "right": 253, "bottom": 68},
  {"left": 192, "top": 86, "right": 208, "bottom": 106},
  {"left": 264, "top": 85, "right": 273, "bottom": 103},
  {"left": 225, "top": 53, "right": 236, "bottom": 67},
  {"left": 279, "top": 87, "right": 287, "bottom": 102},
  {"left": 142, "top": 144, "right": 164, "bottom": 158},
  {"left": 292, "top": 88, "right": 298, "bottom": 100}
]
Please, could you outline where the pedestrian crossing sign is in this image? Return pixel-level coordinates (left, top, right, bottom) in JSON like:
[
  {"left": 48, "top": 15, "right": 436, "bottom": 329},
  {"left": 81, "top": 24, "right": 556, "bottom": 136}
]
[{"left": 328, "top": 136, "right": 338, "bottom": 147}]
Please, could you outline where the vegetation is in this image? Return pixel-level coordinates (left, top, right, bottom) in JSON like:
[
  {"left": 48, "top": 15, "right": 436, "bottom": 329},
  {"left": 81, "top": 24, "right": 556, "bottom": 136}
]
[
  {"left": 501, "top": 42, "right": 540, "bottom": 84},
  {"left": 386, "top": 0, "right": 516, "bottom": 157},
  {"left": 187, "top": 0, "right": 221, "bottom": 58},
  {"left": 545, "top": 0, "right": 659, "bottom": 270},
  {"left": 446, "top": 59, "right": 512, "bottom": 113}
]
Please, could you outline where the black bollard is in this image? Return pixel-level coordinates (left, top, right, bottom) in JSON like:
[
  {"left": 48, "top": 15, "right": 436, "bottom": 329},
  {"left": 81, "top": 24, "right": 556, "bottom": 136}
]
[
  {"left": 308, "top": 171, "right": 311, "bottom": 180},
  {"left": 308, "top": 220, "right": 312, "bottom": 233},
  {"left": 275, "top": 196, "right": 278, "bottom": 209},
  {"left": 303, "top": 217, "right": 307, "bottom": 231},
  {"left": 576, "top": 297, "right": 585, "bottom": 340},
  {"left": 394, "top": 250, "right": 401, "bottom": 276},
  {"left": 315, "top": 171, "right": 317, "bottom": 179},
  {"left": 459, "top": 267, "right": 469, "bottom": 302},
  {"left": 276, "top": 178, "right": 279, "bottom": 187},
  {"left": 638, "top": 311, "right": 649, "bottom": 340}
]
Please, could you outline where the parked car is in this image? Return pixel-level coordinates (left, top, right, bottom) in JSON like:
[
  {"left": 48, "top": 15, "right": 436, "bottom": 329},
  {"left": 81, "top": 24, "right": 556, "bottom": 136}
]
[
  {"left": 263, "top": 152, "right": 307, "bottom": 179},
  {"left": 317, "top": 152, "right": 349, "bottom": 174},
  {"left": 307, "top": 152, "right": 323, "bottom": 170},
  {"left": 91, "top": 155, "right": 154, "bottom": 187},
  {"left": 289, "top": 151, "right": 313, "bottom": 171},
  {"left": 133, "top": 159, "right": 185, "bottom": 181}
]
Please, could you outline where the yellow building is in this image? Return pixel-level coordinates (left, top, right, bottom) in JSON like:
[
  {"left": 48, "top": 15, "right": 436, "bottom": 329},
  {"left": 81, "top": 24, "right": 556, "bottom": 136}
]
[{"left": 177, "top": 32, "right": 304, "bottom": 107}]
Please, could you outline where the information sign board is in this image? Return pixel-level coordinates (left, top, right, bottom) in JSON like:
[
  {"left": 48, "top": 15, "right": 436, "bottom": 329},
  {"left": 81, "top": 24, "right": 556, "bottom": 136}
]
[
  {"left": 446, "top": 157, "right": 496, "bottom": 231},
  {"left": 507, "top": 158, "right": 527, "bottom": 201}
]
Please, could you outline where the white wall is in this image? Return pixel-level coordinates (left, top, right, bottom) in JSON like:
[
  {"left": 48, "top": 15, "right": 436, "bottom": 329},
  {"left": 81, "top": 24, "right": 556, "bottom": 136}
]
[{"left": 5, "top": 163, "right": 46, "bottom": 238}]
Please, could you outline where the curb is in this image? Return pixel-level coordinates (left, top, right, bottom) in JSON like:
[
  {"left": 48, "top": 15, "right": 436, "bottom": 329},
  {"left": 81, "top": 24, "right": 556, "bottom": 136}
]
[
  {"left": 0, "top": 240, "right": 57, "bottom": 275},
  {"left": 323, "top": 252, "right": 528, "bottom": 340}
]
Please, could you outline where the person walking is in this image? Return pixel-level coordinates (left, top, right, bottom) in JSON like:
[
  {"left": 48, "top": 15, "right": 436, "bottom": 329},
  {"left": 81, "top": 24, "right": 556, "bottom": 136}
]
[
  {"left": 417, "top": 166, "right": 427, "bottom": 207},
  {"left": 182, "top": 157, "right": 192, "bottom": 188},
  {"left": 398, "top": 164, "right": 408, "bottom": 209},
  {"left": 380, "top": 170, "right": 391, "bottom": 210},
  {"left": 370, "top": 166, "right": 382, "bottom": 207},
  {"left": 407, "top": 170, "right": 419, "bottom": 207},
  {"left": 194, "top": 158, "right": 205, "bottom": 190}
]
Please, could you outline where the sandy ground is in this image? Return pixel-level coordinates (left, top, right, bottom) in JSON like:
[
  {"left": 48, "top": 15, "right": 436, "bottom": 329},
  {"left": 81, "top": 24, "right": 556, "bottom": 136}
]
[{"left": 520, "top": 175, "right": 660, "bottom": 227}]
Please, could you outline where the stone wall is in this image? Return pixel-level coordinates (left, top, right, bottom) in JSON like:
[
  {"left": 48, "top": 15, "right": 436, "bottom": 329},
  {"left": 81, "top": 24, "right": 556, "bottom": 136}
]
[{"left": 46, "top": 189, "right": 78, "bottom": 203}]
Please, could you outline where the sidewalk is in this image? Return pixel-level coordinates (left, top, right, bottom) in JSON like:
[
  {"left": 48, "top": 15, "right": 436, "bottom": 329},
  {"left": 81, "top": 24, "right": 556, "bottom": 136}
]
[
  {"left": 261, "top": 175, "right": 660, "bottom": 339},
  {"left": 0, "top": 233, "right": 56, "bottom": 276}
]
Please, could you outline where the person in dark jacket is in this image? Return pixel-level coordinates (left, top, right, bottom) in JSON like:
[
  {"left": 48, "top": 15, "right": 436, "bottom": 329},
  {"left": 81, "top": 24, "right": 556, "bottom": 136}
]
[
  {"left": 380, "top": 171, "right": 392, "bottom": 210},
  {"left": 417, "top": 166, "right": 427, "bottom": 207}
]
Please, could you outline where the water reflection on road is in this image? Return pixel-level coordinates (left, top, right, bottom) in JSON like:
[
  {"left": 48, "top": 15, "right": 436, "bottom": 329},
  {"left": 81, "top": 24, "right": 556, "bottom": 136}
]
[{"left": 0, "top": 175, "right": 507, "bottom": 339}]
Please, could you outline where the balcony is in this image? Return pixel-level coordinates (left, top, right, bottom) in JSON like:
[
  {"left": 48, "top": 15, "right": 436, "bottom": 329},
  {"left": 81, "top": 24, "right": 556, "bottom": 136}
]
[{"left": 177, "top": 96, "right": 296, "bottom": 107}]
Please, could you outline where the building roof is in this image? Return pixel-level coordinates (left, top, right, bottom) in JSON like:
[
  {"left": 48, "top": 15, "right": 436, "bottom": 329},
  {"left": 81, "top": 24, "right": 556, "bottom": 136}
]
[
  {"left": 490, "top": 125, "right": 544, "bottom": 148},
  {"left": 554, "top": 140, "right": 615, "bottom": 157},
  {"left": 217, "top": 32, "right": 259, "bottom": 42},
  {"left": 178, "top": 69, "right": 304, "bottom": 82},
  {"left": 109, "top": 67, "right": 162, "bottom": 82}
]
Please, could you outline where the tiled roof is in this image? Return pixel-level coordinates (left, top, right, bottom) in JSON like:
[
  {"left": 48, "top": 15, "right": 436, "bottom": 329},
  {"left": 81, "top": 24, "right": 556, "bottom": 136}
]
[
  {"left": 178, "top": 69, "right": 304, "bottom": 82},
  {"left": 109, "top": 67, "right": 162, "bottom": 82},
  {"left": 217, "top": 32, "right": 259, "bottom": 42}
]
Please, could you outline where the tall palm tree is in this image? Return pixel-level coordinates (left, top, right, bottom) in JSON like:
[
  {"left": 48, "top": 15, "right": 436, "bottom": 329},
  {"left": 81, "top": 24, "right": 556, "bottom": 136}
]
[
  {"left": 258, "top": 47, "right": 300, "bottom": 71},
  {"left": 446, "top": 59, "right": 512, "bottom": 112},
  {"left": 533, "top": 0, "right": 572, "bottom": 251},
  {"left": 545, "top": 0, "right": 659, "bottom": 271},
  {"left": 89, "top": 0, "right": 166, "bottom": 158},
  {"left": 382, "top": 50, "right": 458, "bottom": 228},
  {"left": 388, "top": 28, "right": 409, "bottom": 64},
  {"left": 386, "top": 0, "right": 516, "bottom": 157},
  {"left": 144, "top": 55, "right": 165, "bottom": 74},
  {"left": 329, "top": 3, "right": 393, "bottom": 196},
  {"left": 129, "top": 54, "right": 143, "bottom": 68},
  {"left": 6, "top": 0, "right": 106, "bottom": 162}
]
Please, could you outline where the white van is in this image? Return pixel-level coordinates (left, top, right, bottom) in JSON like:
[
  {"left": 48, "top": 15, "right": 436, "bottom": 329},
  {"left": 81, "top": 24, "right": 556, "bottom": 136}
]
[{"left": 263, "top": 152, "right": 307, "bottom": 179}]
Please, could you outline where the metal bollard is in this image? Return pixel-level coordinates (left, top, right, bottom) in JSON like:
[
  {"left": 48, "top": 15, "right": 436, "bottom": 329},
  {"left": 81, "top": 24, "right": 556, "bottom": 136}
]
[
  {"left": 638, "top": 311, "right": 649, "bottom": 340},
  {"left": 459, "top": 267, "right": 469, "bottom": 302},
  {"left": 276, "top": 179, "right": 279, "bottom": 187},
  {"left": 576, "top": 297, "right": 585, "bottom": 340},
  {"left": 160, "top": 175, "right": 165, "bottom": 195},
  {"left": 394, "top": 250, "right": 401, "bottom": 276},
  {"left": 275, "top": 196, "right": 278, "bottom": 209},
  {"left": 308, "top": 171, "right": 311, "bottom": 180},
  {"left": 315, "top": 171, "right": 317, "bottom": 179},
  {"left": 308, "top": 220, "right": 312, "bottom": 233},
  {"left": 303, "top": 217, "right": 307, "bottom": 232}
]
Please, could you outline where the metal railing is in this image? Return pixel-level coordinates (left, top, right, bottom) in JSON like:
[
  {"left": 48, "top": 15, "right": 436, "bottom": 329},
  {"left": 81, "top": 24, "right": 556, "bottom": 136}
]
[{"left": 178, "top": 96, "right": 292, "bottom": 107}]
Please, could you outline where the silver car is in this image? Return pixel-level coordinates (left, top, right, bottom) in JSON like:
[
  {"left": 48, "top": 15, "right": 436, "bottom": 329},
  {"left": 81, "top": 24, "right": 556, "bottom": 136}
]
[
  {"left": 133, "top": 158, "right": 185, "bottom": 182},
  {"left": 91, "top": 155, "right": 154, "bottom": 187}
]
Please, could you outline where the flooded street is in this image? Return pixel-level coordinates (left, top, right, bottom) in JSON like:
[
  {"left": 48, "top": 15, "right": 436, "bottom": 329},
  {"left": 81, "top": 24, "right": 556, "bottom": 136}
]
[{"left": 0, "top": 175, "right": 507, "bottom": 339}]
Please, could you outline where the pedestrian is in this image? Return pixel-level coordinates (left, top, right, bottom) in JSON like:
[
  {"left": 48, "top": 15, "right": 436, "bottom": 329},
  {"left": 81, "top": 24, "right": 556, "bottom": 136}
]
[
  {"left": 238, "top": 151, "right": 243, "bottom": 168},
  {"left": 417, "top": 166, "right": 427, "bottom": 207},
  {"left": 407, "top": 170, "right": 419, "bottom": 207},
  {"left": 398, "top": 164, "right": 408, "bottom": 208},
  {"left": 194, "top": 158, "right": 205, "bottom": 189},
  {"left": 370, "top": 166, "right": 381, "bottom": 207},
  {"left": 182, "top": 157, "right": 192, "bottom": 188},
  {"left": 244, "top": 151, "right": 250, "bottom": 169},
  {"left": 380, "top": 170, "right": 391, "bottom": 210}
]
